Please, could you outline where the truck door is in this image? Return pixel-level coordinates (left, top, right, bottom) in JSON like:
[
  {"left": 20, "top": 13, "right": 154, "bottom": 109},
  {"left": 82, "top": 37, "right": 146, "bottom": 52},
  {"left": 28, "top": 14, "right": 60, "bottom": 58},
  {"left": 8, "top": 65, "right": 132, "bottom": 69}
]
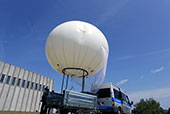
[
  {"left": 121, "top": 93, "right": 130, "bottom": 114},
  {"left": 126, "top": 95, "right": 132, "bottom": 114},
  {"left": 96, "top": 88, "right": 112, "bottom": 110}
]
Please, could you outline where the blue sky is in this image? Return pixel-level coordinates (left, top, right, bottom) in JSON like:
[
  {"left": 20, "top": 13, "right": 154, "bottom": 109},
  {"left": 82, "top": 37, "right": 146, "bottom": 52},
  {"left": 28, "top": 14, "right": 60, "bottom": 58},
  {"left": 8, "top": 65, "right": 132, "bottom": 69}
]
[{"left": 0, "top": 0, "right": 170, "bottom": 109}]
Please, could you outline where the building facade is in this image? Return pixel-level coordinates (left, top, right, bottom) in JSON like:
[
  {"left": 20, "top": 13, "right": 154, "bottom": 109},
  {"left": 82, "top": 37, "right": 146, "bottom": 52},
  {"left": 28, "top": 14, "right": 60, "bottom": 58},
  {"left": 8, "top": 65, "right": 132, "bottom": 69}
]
[{"left": 0, "top": 61, "right": 54, "bottom": 112}]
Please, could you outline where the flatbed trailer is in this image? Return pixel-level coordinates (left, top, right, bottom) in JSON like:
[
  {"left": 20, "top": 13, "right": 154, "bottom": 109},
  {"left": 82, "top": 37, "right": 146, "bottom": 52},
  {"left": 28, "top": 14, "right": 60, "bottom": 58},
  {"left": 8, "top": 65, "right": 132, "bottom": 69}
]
[{"left": 40, "top": 89, "right": 98, "bottom": 114}]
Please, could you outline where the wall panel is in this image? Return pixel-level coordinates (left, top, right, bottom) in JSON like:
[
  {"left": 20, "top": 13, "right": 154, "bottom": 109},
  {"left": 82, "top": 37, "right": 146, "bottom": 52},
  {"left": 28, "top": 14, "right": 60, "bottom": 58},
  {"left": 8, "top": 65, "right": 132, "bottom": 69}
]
[
  {"left": 3, "top": 65, "right": 16, "bottom": 110},
  {"left": 0, "top": 61, "right": 53, "bottom": 112},
  {"left": 0, "top": 64, "right": 11, "bottom": 110}
]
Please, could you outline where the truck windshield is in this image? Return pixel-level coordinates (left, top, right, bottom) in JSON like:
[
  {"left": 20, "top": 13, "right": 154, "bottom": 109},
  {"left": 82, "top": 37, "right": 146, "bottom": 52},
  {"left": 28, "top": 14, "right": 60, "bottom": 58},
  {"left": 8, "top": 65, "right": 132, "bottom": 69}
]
[
  {"left": 97, "top": 88, "right": 111, "bottom": 98},
  {"left": 122, "top": 93, "right": 128, "bottom": 102},
  {"left": 126, "top": 95, "right": 131, "bottom": 104}
]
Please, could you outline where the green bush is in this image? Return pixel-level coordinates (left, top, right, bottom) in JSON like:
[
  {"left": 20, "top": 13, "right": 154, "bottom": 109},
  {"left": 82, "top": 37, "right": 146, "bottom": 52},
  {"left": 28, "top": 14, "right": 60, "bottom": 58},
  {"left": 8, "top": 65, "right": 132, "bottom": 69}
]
[{"left": 134, "top": 98, "right": 164, "bottom": 114}]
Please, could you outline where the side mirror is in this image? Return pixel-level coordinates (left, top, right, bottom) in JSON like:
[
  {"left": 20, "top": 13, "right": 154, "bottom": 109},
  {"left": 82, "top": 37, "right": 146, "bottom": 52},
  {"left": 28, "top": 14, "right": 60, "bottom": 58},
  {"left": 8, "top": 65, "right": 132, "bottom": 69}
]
[{"left": 131, "top": 101, "right": 133, "bottom": 105}]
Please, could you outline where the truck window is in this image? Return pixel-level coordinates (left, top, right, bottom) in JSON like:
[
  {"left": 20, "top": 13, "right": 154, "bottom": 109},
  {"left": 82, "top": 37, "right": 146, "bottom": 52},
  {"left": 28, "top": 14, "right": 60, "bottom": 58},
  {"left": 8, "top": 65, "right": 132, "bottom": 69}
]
[
  {"left": 113, "top": 89, "right": 121, "bottom": 99},
  {"left": 122, "top": 93, "right": 128, "bottom": 102},
  {"left": 97, "top": 88, "right": 111, "bottom": 98},
  {"left": 126, "top": 95, "right": 130, "bottom": 104}
]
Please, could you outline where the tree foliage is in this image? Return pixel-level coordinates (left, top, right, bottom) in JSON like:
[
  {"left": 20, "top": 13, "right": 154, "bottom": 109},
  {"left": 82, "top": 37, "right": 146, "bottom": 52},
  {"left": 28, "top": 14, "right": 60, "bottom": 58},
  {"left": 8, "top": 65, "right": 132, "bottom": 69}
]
[
  {"left": 167, "top": 108, "right": 170, "bottom": 114},
  {"left": 134, "top": 98, "right": 164, "bottom": 114}
]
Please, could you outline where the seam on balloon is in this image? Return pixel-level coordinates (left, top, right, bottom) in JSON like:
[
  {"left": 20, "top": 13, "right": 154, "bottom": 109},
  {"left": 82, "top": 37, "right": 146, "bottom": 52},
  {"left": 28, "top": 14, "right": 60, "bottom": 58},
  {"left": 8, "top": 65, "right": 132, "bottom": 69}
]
[
  {"left": 62, "top": 39, "right": 69, "bottom": 69},
  {"left": 51, "top": 39, "right": 64, "bottom": 69},
  {"left": 91, "top": 47, "right": 108, "bottom": 85},
  {"left": 74, "top": 34, "right": 83, "bottom": 76},
  {"left": 79, "top": 47, "right": 88, "bottom": 69},
  {"left": 47, "top": 51, "right": 56, "bottom": 69},
  {"left": 90, "top": 46, "right": 107, "bottom": 75},
  {"left": 84, "top": 51, "right": 99, "bottom": 73},
  {"left": 73, "top": 42, "right": 76, "bottom": 67},
  {"left": 76, "top": 42, "right": 81, "bottom": 67},
  {"left": 78, "top": 47, "right": 88, "bottom": 77},
  {"left": 89, "top": 54, "right": 103, "bottom": 75}
]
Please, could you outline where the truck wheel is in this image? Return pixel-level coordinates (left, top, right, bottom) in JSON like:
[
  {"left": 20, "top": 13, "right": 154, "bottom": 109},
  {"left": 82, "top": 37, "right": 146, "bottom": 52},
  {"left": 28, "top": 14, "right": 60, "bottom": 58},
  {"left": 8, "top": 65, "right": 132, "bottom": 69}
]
[
  {"left": 76, "top": 109, "right": 85, "bottom": 114},
  {"left": 102, "top": 112, "right": 112, "bottom": 114},
  {"left": 90, "top": 110, "right": 97, "bottom": 114},
  {"left": 117, "top": 108, "right": 122, "bottom": 114},
  {"left": 117, "top": 110, "right": 121, "bottom": 114}
]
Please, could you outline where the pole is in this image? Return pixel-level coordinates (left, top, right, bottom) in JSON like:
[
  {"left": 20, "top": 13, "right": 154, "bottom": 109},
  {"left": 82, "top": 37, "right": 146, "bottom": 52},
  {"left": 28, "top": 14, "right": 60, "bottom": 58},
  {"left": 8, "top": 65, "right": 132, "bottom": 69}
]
[
  {"left": 65, "top": 75, "right": 69, "bottom": 90},
  {"left": 82, "top": 71, "right": 85, "bottom": 92},
  {"left": 61, "top": 74, "right": 65, "bottom": 93}
]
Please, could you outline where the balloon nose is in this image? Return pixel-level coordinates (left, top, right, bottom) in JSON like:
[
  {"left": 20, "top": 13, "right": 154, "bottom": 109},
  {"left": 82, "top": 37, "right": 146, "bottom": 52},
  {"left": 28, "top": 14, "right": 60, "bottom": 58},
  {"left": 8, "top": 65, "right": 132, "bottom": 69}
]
[
  {"left": 79, "top": 28, "right": 86, "bottom": 33},
  {"left": 79, "top": 25, "right": 87, "bottom": 33}
]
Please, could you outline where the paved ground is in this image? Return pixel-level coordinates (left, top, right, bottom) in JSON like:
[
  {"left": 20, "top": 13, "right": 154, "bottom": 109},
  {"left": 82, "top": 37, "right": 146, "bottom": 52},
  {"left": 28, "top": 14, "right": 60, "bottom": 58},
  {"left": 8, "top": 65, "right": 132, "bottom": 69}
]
[{"left": 0, "top": 111, "right": 40, "bottom": 114}]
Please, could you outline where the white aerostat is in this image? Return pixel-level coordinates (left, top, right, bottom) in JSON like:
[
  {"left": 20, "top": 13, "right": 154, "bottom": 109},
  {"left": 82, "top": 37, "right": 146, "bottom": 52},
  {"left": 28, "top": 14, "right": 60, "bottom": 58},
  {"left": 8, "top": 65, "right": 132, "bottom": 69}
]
[{"left": 45, "top": 21, "right": 109, "bottom": 91}]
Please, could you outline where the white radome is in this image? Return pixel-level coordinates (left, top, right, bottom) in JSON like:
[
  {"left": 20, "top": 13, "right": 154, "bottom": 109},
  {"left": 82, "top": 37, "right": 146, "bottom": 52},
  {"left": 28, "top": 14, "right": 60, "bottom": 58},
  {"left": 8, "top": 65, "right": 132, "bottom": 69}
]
[{"left": 45, "top": 21, "right": 109, "bottom": 78}]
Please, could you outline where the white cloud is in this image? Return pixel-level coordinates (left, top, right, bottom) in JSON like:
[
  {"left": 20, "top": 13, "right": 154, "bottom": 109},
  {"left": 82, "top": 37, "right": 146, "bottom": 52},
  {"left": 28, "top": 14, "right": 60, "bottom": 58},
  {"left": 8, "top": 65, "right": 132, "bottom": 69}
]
[
  {"left": 141, "top": 48, "right": 170, "bottom": 57},
  {"left": 129, "top": 87, "right": 170, "bottom": 109},
  {"left": 96, "top": 0, "right": 128, "bottom": 25},
  {"left": 117, "top": 79, "right": 128, "bottom": 86},
  {"left": 152, "top": 67, "right": 164, "bottom": 73},
  {"left": 113, "top": 48, "right": 170, "bottom": 62},
  {"left": 114, "top": 56, "right": 135, "bottom": 61}
]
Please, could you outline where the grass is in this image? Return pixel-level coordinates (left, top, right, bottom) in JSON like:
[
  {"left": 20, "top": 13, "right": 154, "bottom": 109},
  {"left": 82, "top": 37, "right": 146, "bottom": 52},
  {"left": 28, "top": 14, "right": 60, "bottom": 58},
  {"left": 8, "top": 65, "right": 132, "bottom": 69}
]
[
  {"left": 0, "top": 111, "right": 40, "bottom": 114},
  {"left": 0, "top": 111, "right": 90, "bottom": 114}
]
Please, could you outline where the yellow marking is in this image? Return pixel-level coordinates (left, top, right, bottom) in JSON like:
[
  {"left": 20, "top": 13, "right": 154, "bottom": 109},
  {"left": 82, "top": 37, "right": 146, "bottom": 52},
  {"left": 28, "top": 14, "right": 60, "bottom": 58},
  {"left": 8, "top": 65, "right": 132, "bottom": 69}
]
[{"left": 82, "top": 30, "right": 86, "bottom": 33}]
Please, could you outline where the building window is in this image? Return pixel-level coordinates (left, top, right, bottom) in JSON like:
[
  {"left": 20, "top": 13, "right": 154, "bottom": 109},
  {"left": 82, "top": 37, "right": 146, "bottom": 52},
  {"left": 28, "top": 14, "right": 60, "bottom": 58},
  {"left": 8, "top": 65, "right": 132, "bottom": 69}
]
[
  {"left": 22, "top": 80, "right": 26, "bottom": 87},
  {"left": 31, "top": 82, "right": 34, "bottom": 89},
  {"left": 0, "top": 74, "right": 5, "bottom": 83},
  {"left": 26, "top": 81, "right": 30, "bottom": 88},
  {"left": 17, "top": 79, "right": 21, "bottom": 86},
  {"left": 6, "top": 76, "right": 11, "bottom": 84},
  {"left": 42, "top": 85, "right": 45, "bottom": 91},
  {"left": 39, "top": 84, "right": 42, "bottom": 91},
  {"left": 35, "top": 83, "right": 38, "bottom": 90},
  {"left": 11, "top": 77, "right": 16, "bottom": 85}
]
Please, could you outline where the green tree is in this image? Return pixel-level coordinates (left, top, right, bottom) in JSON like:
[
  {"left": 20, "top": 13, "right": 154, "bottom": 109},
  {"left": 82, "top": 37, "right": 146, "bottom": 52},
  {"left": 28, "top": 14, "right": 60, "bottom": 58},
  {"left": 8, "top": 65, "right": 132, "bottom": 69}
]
[
  {"left": 160, "top": 107, "right": 165, "bottom": 114},
  {"left": 167, "top": 108, "right": 170, "bottom": 114},
  {"left": 134, "top": 98, "right": 164, "bottom": 114}
]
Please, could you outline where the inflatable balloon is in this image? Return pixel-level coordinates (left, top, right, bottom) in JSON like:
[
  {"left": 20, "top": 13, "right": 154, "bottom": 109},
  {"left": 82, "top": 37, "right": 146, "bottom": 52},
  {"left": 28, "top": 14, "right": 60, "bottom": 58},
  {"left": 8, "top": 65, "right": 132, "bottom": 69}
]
[{"left": 45, "top": 21, "right": 109, "bottom": 78}]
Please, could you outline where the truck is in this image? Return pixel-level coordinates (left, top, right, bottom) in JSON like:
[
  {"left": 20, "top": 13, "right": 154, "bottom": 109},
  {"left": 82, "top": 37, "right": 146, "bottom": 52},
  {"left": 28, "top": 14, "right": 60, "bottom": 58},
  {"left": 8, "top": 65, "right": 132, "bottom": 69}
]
[{"left": 94, "top": 83, "right": 134, "bottom": 114}]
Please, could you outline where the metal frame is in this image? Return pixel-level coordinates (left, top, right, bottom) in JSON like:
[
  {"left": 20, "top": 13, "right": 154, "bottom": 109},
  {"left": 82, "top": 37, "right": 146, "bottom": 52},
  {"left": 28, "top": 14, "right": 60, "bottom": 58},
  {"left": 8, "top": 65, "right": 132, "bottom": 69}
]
[
  {"left": 61, "top": 68, "right": 88, "bottom": 93},
  {"left": 62, "top": 68, "right": 88, "bottom": 77}
]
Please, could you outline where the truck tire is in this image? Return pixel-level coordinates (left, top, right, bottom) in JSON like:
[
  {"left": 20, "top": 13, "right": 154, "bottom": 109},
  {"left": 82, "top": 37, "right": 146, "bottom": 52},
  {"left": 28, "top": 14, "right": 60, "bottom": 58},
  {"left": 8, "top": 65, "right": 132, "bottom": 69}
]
[
  {"left": 102, "top": 112, "right": 113, "bottom": 114},
  {"left": 117, "top": 110, "right": 121, "bottom": 114},
  {"left": 116, "top": 108, "right": 122, "bottom": 114},
  {"left": 90, "top": 111, "right": 97, "bottom": 114},
  {"left": 76, "top": 109, "right": 85, "bottom": 114}
]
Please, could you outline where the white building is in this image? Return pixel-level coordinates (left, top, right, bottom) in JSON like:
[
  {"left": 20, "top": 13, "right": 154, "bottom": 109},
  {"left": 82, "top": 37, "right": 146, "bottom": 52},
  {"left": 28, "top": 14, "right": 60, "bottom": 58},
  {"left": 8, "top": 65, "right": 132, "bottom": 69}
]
[{"left": 0, "top": 61, "right": 54, "bottom": 112}]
